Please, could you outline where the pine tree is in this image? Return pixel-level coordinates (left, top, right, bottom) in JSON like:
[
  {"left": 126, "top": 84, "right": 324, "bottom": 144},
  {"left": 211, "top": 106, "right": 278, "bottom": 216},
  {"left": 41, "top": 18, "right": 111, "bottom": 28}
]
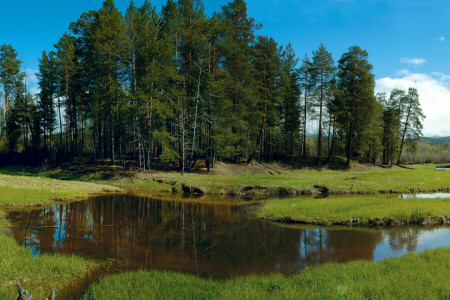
[
  {"left": 335, "top": 46, "right": 377, "bottom": 167},
  {"left": 94, "top": 0, "right": 128, "bottom": 165},
  {"left": 280, "top": 42, "right": 301, "bottom": 161},
  {"left": 219, "top": 0, "right": 258, "bottom": 162},
  {"left": 311, "top": 43, "right": 335, "bottom": 165},
  {"left": 299, "top": 55, "right": 313, "bottom": 157},
  {"left": 54, "top": 33, "right": 76, "bottom": 151},
  {"left": 248, "top": 36, "right": 282, "bottom": 163},
  {"left": 37, "top": 51, "right": 57, "bottom": 152},
  {"left": 0, "top": 44, "right": 23, "bottom": 121},
  {"left": 397, "top": 87, "right": 424, "bottom": 163}
]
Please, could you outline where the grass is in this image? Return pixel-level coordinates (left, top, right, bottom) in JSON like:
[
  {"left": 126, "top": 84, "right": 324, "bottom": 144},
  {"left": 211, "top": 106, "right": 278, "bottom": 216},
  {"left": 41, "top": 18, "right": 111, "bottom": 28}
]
[
  {"left": 124, "top": 163, "right": 450, "bottom": 198},
  {"left": 255, "top": 194, "right": 450, "bottom": 225},
  {"left": 0, "top": 206, "right": 99, "bottom": 300},
  {"left": 0, "top": 234, "right": 99, "bottom": 300},
  {"left": 0, "top": 173, "right": 123, "bottom": 299},
  {"left": 81, "top": 247, "right": 450, "bottom": 300},
  {"left": 4, "top": 163, "right": 450, "bottom": 198},
  {"left": 0, "top": 173, "right": 122, "bottom": 206}
]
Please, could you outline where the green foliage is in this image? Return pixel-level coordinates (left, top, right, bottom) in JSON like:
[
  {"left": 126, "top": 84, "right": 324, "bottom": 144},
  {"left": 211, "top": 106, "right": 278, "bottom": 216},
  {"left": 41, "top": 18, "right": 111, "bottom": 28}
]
[
  {"left": 0, "top": 1, "right": 426, "bottom": 171},
  {"left": 82, "top": 248, "right": 450, "bottom": 299},
  {"left": 335, "top": 46, "right": 377, "bottom": 166}
]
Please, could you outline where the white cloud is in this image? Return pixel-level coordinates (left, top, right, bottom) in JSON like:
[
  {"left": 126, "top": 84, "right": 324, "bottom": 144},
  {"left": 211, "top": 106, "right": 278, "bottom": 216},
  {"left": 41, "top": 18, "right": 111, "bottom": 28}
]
[
  {"left": 400, "top": 57, "right": 426, "bottom": 65},
  {"left": 438, "top": 36, "right": 445, "bottom": 42},
  {"left": 24, "top": 68, "right": 40, "bottom": 96},
  {"left": 376, "top": 71, "right": 450, "bottom": 136}
]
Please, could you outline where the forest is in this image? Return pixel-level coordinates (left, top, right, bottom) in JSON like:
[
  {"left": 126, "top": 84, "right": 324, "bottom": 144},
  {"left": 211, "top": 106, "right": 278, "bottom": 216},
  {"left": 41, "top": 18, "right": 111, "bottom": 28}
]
[{"left": 0, "top": 0, "right": 425, "bottom": 172}]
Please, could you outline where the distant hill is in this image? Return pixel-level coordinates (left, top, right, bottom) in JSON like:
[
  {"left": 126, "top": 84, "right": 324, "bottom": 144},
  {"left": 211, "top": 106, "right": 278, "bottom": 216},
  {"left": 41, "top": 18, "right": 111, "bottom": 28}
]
[{"left": 422, "top": 136, "right": 450, "bottom": 145}]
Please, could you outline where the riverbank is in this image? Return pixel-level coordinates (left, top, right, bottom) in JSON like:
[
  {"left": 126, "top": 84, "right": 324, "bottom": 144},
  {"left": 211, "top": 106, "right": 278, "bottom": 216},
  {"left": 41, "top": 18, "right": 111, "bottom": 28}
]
[
  {"left": 4, "top": 163, "right": 450, "bottom": 199},
  {"left": 136, "top": 163, "right": 450, "bottom": 197},
  {"left": 0, "top": 210, "right": 96, "bottom": 300},
  {"left": 255, "top": 194, "right": 450, "bottom": 226},
  {"left": 82, "top": 248, "right": 450, "bottom": 299},
  {"left": 0, "top": 175, "right": 122, "bottom": 299}
]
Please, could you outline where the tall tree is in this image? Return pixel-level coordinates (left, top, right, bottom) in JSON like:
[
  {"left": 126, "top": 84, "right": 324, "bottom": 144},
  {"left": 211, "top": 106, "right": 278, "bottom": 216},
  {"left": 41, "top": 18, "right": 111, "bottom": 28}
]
[
  {"left": 94, "top": 0, "right": 128, "bottom": 165},
  {"left": 335, "top": 46, "right": 377, "bottom": 167},
  {"left": 37, "top": 51, "right": 57, "bottom": 152},
  {"left": 280, "top": 42, "right": 301, "bottom": 161},
  {"left": 0, "top": 44, "right": 23, "bottom": 121},
  {"left": 54, "top": 33, "right": 76, "bottom": 151},
  {"left": 311, "top": 43, "right": 334, "bottom": 165},
  {"left": 219, "top": 0, "right": 258, "bottom": 163},
  {"left": 397, "top": 87, "right": 424, "bottom": 163},
  {"left": 247, "top": 36, "right": 282, "bottom": 163},
  {"left": 299, "top": 55, "right": 313, "bottom": 157}
]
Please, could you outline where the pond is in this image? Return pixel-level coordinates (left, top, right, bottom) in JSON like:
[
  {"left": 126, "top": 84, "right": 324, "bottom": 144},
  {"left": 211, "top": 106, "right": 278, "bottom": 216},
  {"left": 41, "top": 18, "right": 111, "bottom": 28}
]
[{"left": 5, "top": 194, "right": 450, "bottom": 279}]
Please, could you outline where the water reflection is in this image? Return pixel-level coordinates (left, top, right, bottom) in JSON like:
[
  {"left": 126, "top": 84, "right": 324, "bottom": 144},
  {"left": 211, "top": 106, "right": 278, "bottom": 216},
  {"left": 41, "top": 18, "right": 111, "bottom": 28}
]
[{"left": 5, "top": 195, "right": 450, "bottom": 277}]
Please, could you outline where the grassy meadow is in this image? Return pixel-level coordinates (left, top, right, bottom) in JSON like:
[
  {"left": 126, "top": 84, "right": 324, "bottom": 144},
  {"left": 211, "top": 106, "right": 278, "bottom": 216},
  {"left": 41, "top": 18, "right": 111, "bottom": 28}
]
[
  {"left": 255, "top": 194, "right": 450, "bottom": 225},
  {"left": 82, "top": 248, "right": 450, "bottom": 300}
]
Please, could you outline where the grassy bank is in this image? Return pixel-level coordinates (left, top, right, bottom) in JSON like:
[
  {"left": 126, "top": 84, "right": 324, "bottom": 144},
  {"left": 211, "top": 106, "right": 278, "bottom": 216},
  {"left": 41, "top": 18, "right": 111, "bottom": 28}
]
[
  {"left": 0, "top": 209, "right": 99, "bottom": 299},
  {"left": 255, "top": 194, "right": 450, "bottom": 225},
  {"left": 115, "top": 163, "right": 450, "bottom": 198},
  {"left": 0, "top": 174, "right": 122, "bottom": 299},
  {"left": 82, "top": 248, "right": 450, "bottom": 300},
  {"left": 0, "top": 173, "right": 121, "bottom": 206},
  {"left": 0, "top": 234, "right": 99, "bottom": 300},
  {"left": 4, "top": 163, "right": 450, "bottom": 198}
]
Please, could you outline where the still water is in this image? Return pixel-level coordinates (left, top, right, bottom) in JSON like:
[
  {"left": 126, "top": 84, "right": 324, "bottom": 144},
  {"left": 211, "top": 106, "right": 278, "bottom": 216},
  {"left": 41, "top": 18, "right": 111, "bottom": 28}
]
[{"left": 5, "top": 195, "right": 450, "bottom": 278}]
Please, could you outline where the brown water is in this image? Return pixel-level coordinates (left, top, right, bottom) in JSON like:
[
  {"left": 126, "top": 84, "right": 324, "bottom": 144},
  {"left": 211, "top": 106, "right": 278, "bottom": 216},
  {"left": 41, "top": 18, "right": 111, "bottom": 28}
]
[{"left": 5, "top": 194, "right": 450, "bottom": 278}]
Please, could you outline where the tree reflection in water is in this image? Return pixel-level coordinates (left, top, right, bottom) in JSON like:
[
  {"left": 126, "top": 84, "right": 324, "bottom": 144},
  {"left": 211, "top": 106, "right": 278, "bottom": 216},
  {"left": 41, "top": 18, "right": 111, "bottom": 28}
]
[{"left": 5, "top": 195, "right": 450, "bottom": 278}]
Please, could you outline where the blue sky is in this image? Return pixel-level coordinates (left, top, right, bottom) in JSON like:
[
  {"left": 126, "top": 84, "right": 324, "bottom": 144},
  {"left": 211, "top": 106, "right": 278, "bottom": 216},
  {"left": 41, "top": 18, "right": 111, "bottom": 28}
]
[{"left": 2, "top": 0, "right": 450, "bottom": 135}]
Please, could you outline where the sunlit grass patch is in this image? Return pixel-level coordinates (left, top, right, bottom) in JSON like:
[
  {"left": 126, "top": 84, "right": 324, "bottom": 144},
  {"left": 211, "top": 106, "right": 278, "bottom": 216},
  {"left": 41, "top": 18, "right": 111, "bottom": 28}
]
[
  {"left": 0, "top": 174, "right": 122, "bottom": 206},
  {"left": 256, "top": 194, "right": 450, "bottom": 225},
  {"left": 132, "top": 164, "right": 450, "bottom": 197},
  {"left": 81, "top": 248, "right": 450, "bottom": 299}
]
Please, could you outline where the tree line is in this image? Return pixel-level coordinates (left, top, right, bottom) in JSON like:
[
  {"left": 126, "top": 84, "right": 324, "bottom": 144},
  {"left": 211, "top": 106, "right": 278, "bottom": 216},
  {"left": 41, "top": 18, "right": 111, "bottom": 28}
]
[{"left": 0, "top": 0, "right": 424, "bottom": 171}]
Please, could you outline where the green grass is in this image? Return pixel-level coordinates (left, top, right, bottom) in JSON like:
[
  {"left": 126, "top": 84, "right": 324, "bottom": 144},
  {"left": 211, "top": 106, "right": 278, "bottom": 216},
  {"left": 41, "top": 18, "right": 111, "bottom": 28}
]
[
  {"left": 128, "top": 163, "right": 450, "bottom": 197},
  {"left": 0, "top": 210, "right": 98, "bottom": 300},
  {"left": 0, "top": 174, "right": 122, "bottom": 206},
  {"left": 256, "top": 194, "right": 450, "bottom": 225},
  {"left": 0, "top": 234, "right": 99, "bottom": 300},
  {"left": 3, "top": 163, "right": 450, "bottom": 198},
  {"left": 81, "top": 248, "right": 450, "bottom": 300},
  {"left": 0, "top": 173, "right": 123, "bottom": 299}
]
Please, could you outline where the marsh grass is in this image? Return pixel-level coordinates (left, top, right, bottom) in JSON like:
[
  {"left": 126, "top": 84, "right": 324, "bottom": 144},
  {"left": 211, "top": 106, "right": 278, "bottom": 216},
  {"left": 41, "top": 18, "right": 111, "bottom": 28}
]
[
  {"left": 81, "top": 248, "right": 450, "bottom": 300},
  {"left": 256, "top": 194, "right": 450, "bottom": 225}
]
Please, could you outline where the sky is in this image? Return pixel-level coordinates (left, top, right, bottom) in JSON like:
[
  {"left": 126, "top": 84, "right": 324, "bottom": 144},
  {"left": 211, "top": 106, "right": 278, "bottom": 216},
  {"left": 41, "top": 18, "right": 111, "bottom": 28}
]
[{"left": 1, "top": 0, "right": 450, "bottom": 136}]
